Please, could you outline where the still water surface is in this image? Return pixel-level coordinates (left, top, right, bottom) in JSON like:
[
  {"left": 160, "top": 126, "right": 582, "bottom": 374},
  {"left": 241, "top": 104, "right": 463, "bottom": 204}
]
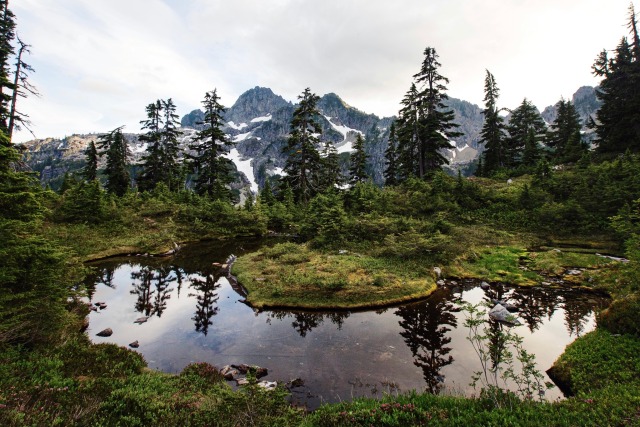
[{"left": 86, "top": 239, "right": 609, "bottom": 409}]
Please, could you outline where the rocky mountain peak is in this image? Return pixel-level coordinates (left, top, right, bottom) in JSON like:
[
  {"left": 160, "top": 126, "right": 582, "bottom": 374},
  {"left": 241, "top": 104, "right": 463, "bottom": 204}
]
[{"left": 225, "top": 86, "right": 290, "bottom": 125}]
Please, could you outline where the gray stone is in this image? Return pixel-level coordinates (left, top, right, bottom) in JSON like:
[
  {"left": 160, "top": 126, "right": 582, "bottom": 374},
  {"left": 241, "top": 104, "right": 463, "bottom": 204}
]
[
  {"left": 129, "top": 340, "right": 139, "bottom": 348},
  {"left": 480, "top": 281, "right": 490, "bottom": 290},
  {"left": 134, "top": 316, "right": 148, "bottom": 324},
  {"left": 257, "top": 381, "right": 278, "bottom": 391},
  {"left": 489, "top": 304, "right": 520, "bottom": 325},
  {"left": 96, "top": 328, "right": 113, "bottom": 337}
]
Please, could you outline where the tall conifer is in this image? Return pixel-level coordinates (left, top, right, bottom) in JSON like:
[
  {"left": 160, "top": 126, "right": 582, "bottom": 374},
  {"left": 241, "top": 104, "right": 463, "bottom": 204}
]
[
  {"left": 188, "top": 89, "right": 235, "bottom": 200},
  {"left": 281, "top": 88, "right": 322, "bottom": 204},
  {"left": 349, "top": 133, "right": 368, "bottom": 185},
  {"left": 478, "top": 70, "right": 506, "bottom": 175}
]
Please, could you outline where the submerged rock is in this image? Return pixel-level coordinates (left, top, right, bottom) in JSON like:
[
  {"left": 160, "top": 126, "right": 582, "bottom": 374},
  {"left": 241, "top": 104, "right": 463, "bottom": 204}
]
[
  {"left": 134, "top": 316, "right": 148, "bottom": 324},
  {"left": 96, "top": 328, "right": 113, "bottom": 337}
]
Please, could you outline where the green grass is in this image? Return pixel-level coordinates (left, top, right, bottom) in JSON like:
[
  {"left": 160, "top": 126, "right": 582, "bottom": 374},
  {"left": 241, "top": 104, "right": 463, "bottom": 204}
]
[
  {"left": 448, "top": 246, "right": 542, "bottom": 285},
  {"left": 233, "top": 242, "right": 437, "bottom": 309},
  {"left": 548, "top": 329, "right": 640, "bottom": 396},
  {"left": 303, "top": 388, "right": 640, "bottom": 426}
]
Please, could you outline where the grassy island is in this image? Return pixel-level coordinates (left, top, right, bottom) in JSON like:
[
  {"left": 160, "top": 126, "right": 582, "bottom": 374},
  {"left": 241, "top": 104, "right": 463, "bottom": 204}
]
[{"left": 233, "top": 242, "right": 437, "bottom": 309}]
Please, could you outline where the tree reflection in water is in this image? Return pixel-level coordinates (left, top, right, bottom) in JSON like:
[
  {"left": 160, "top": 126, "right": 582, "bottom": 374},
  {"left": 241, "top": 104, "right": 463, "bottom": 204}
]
[
  {"left": 130, "top": 266, "right": 175, "bottom": 317},
  {"left": 189, "top": 270, "right": 222, "bottom": 336},
  {"left": 395, "top": 287, "right": 458, "bottom": 394},
  {"left": 266, "top": 311, "right": 351, "bottom": 337}
]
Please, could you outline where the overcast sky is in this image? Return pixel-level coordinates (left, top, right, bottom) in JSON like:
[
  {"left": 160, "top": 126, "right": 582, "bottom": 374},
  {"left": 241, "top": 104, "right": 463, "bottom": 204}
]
[{"left": 12, "top": 0, "right": 633, "bottom": 142}]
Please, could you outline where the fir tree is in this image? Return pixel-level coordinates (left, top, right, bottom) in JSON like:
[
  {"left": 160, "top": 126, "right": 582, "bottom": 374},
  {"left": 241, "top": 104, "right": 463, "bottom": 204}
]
[
  {"left": 412, "top": 46, "right": 461, "bottom": 177},
  {"left": 137, "top": 100, "right": 164, "bottom": 191},
  {"left": 98, "top": 126, "right": 130, "bottom": 197},
  {"left": 260, "top": 178, "right": 276, "bottom": 206},
  {"left": 546, "top": 99, "right": 585, "bottom": 163},
  {"left": 349, "top": 133, "right": 368, "bottom": 185},
  {"left": 8, "top": 37, "right": 37, "bottom": 139},
  {"left": 318, "top": 140, "right": 343, "bottom": 192},
  {"left": 478, "top": 70, "right": 506, "bottom": 175},
  {"left": 281, "top": 88, "right": 322, "bottom": 204},
  {"left": 592, "top": 6, "right": 640, "bottom": 154},
  {"left": 137, "top": 98, "right": 183, "bottom": 191},
  {"left": 384, "top": 122, "right": 399, "bottom": 185},
  {"left": 188, "top": 89, "right": 235, "bottom": 200},
  {"left": 0, "top": 0, "right": 15, "bottom": 140},
  {"left": 395, "top": 47, "right": 461, "bottom": 179},
  {"left": 82, "top": 140, "right": 98, "bottom": 182},
  {"left": 395, "top": 83, "right": 420, "bottom": 180},
  {"left": 505, "top": 99, "right": 546, "bottom": 168},
  {"left": 160, "top": 98, "right": 183, "bottom": 191}
]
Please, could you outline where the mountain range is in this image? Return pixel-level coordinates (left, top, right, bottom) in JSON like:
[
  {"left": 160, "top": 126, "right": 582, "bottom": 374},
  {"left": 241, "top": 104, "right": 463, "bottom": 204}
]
[{"left": 19, "top": 85, "right": 601, "bottom": 193}]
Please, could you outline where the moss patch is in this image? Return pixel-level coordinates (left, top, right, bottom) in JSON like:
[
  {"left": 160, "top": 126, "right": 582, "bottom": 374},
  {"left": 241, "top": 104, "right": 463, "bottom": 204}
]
[{"left": 233, "top": 242, "right": 437, "bottom": 309}]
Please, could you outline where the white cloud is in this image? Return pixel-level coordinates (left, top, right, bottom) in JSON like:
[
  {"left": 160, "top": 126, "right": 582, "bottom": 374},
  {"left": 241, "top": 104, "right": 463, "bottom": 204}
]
[{"left": 11, "top": 0, "right": 631, "bottom": 142}]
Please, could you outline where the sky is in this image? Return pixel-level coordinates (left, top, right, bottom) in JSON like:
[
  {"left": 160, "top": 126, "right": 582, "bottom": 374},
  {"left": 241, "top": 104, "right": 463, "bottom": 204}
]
[{"left": 11, "top": 0, "right": 633, "bottom": 143}]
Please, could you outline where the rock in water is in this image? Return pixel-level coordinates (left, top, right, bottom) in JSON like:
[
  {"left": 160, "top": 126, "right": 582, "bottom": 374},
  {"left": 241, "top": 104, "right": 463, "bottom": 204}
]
[
  {"left": 129, "top": 340, "right": 139, "bottom": 348},
  {"left": 258, "top": 381, "right": 277, "bottom": 391},
  {"left": 96, "top": 328, "right": 113, "bottom": 337},
  {"left": 489, "top": 304, "right": 520, "bottom": 325},
  {"left": 134, "top": 316, "right": 148, "bottom": 324}
]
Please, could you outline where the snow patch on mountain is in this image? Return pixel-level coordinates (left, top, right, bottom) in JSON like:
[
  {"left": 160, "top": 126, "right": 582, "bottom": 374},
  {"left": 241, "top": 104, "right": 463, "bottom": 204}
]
[
  {"left": 269, "top": 166, "right": 285, "bottom": 176},
  {"left": 226, "top": 149, "right": 258, "bottom": 193},
  {"left": 228, "top": 121, "right": 248, "bottom": 130},
  {"left": 134, "top": 142, "right": 148, "bottom": 153},
  {"left": 323, "top": 115, "right": 363, "bottom": 154},
  {"left": 234, "top": 132, "right": 252, "bottom": 142},
  {"left": 251, "top": 114, "right": 272, "bottom": 123}
]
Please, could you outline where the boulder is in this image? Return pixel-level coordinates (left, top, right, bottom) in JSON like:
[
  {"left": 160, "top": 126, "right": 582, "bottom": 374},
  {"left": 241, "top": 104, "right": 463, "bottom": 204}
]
[
  {"left": 433, "top": 267, "right": 442, "bottom": 278},
  {"left": 489, "top": 304, "right": 521, "bottom": 325},
  {"left": 96, "top": 328, "right": 113, "bottom": 337},
  {"left": 129, "top": 340, "right": 139, "bottom": 348},
  {"left": 236, "top": 378, "right": 249, "bottom": 386},
  {"left": 134, "top": 316, "right": 148, "bottom": 324},
  {"left": 220, "top": 365, "right": 239, "bottom": 381},
  {"left": 257, "top": 381, "right": 277, "bottom": 391},
  {"left": 480, "top": 282, "right": 490, "bottom": 290}
]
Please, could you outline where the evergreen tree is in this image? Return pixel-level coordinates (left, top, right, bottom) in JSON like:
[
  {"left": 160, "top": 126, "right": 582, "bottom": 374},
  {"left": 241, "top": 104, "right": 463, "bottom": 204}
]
[
  {"left": 412, "top": 46, "right": 461, "bottom": 177},
  {"left": 546, "top": 99, "right": 585, "bottom": 163},
  {"left": 137, "top": 98, "right": 183, "bottom": 191},
  {"left": 137, "top": 100, "right": 164, "bottom": 191},
  {"left": 505, "top": 99, "right": 546, "bottom": 168},
  {"left": 188, "top": 89, "right": 235, "bottom": 200},
  {"left": 592, "top": 6, "right": 640, "bottom": 154},
  {"left": 8, "top": 37, "right": 37, "bottom": 139},
  {"left": 0, "top": 0, "right": 15, "bottom": 141},
  {"left": 395, "top": 47, "right": 461, "bottom": 179},
  {"left": 318, "top": 140, "right": 343, "bottom": 192},
  {"left": 98, "top": 126, "right": 130, "bottom": 196},
  {"left": 349, "top": 133, "right": 368, "bottom": 184},
  {"left": 475, "top": 155, "right": 484, "bottom": 177},
  {"left": 281, "top": 88, "right": 322, "bottom": 204},
  {"left": 160, "top": 98, "right": 183, "bottom": 191},
  {"left": 478, "top": 70, "right": 507, "bottom": 175},
  {"left": 395, "top": 83, "right": 420, "bottom": 180},
  {"left": 384, "top": 122, "right": 399, "bottom": 185},
  {"left": 82, "top": 140, "right": 98, "bottom": 182},
  {"left": 522, "top": 127, "right": 541, "bottom": 166},
  {"left": 260, "top": 177, "right": 276, "bottom": 206}
]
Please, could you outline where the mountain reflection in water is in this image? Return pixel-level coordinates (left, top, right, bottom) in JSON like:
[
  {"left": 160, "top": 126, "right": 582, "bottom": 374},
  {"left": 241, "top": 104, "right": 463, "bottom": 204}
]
[{"left": 86, "top": 240, "right": 610, "bottom": 409}]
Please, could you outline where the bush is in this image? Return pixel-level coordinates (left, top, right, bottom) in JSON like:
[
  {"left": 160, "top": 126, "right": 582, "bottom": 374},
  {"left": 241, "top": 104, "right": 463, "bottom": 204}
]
[{"left": 598, "top": 295, "right": 640, "bottom": 338}]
